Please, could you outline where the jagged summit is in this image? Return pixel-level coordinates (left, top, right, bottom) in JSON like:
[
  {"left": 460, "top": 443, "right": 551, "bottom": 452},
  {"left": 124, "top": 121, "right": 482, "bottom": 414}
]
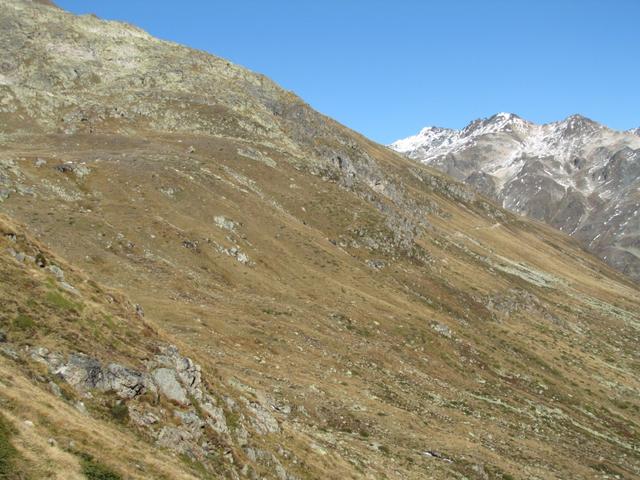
[
  {"left": 460, "top": 112, "right": 532, "bottom": 138},
  {"left": 555, "top": 114, "right": 604, "bottom": 137},
  {"left": 390, "top": 113, "right": 532, "bottom": 155}
]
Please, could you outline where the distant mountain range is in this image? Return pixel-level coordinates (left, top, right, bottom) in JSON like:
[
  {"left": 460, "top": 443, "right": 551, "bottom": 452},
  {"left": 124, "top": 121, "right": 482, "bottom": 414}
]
[{"left": 391, "top": 113, "right": 640, "bottom": 281}]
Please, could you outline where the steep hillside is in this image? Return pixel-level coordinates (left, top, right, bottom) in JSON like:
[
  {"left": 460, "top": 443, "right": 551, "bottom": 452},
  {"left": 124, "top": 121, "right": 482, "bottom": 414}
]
[
  {"left": 391, "top": 113, "right": 640, "bottom": 281},
  {"left": 1, "top": 1, "right": 640, "bottom": 479}
]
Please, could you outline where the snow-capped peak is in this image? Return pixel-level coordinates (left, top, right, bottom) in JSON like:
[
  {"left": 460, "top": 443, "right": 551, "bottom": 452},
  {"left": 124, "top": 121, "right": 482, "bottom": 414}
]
[
  {"left": 555, "top": 114, "right": 603, "bottom": 137},
  {"left": 390, "top": 113, "right": 534, "bottom": 154},
  {"left": 390, "top": 113, "right": 640, "bottom": 195},
  {"left": 460, "top": 112, "right": 532, "bottom": 138},
  {"left": 390, "top": 125, "right": 455, "bottom": 153},
  {"left": 391, "top": 113, "right": 636, "bottom": 161}
]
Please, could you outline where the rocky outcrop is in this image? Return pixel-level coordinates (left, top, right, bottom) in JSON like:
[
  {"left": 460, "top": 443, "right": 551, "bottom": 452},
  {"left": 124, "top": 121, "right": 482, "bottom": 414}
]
[
  {"left": 30, "top": 345, "right": 198, "bottom": 404},
  {"left": 25, "top": 341, "right": 291, "bottom": 473},
  {"left": 74, "top": 359, "right": 148, "bottom": 399},
  {"left": 31, "top": 348, "right": 151, "bottom": 399}
]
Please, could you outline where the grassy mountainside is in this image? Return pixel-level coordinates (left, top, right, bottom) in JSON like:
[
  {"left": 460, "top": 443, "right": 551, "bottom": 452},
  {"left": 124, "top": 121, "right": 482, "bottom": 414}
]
[{"left": 1, "top": 1, "right": 639, "bottom": 479}]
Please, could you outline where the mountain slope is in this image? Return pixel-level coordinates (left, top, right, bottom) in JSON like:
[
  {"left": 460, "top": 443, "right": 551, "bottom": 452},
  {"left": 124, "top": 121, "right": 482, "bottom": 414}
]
[
  {"left": 391, "top": 113, "right": 640, "bottom": 281},
  {"left": 1, "top": 1, "right": 640, "bottom": 479}
]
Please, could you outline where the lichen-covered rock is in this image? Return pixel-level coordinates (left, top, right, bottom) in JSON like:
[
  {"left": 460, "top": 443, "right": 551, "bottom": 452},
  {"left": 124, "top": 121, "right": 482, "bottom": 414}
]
[
  {"left": 53, "top": 354, "right": 148, "bottom": 399},
  {"left": 244, "top": 399, "right": 280, "bottom": 434},
  {"left": 102, "top": 363, "right": 149, "bottom": 399},
  {"left": 55, "top": 354, "right": 103, "bottom": 390},
  {"left": 151, "top": 368, "right": 189, "bottom": 405},
  {"left": 201, "top": 398, "right": 229, "bottom": 434},
  {"left": 152, "top": 345, "right": 203, "bottom": 400}
]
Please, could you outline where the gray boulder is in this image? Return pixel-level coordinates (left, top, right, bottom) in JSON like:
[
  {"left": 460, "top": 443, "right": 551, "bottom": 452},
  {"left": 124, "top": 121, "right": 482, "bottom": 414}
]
[
  {"left": 56, "top": 354, "right": 104, "bottom": 390},
  {"left": 152, "top": 368, "right": 189, "bottom": 405},
  {"left": 201, "top": 398, "right": 229, "bottom": 434},
  {"left": 153, "top": 345, "right": 203, "bottom": 400},
  {"left": 102, "top": 363, "right": 148, "bottom": 399},
  {"left": 47, "top": 353, "right": 147, "bottom": 399}
]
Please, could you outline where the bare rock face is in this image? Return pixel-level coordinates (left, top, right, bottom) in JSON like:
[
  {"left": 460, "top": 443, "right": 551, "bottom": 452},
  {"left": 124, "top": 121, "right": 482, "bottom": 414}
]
[
  {"left": 201, "top": 399, "right": 229, "bottom": 434},
  {"left": 31, "top": 349, "right": 149, "bottom": 399},
  {"left": 392, "top": 113, "right": 640, "bottom": 281},
  {"left": 151, "top": 368, "right": 188, "bottom": 405},
  {"left": 27, "top": 343, "right": 240, "bottom": 461},
  {"left": 149, "top": 345, "right": 203, "bottom": 401},
  {"left": 33, "top": 344, "right": 208, "bottom": 407}
]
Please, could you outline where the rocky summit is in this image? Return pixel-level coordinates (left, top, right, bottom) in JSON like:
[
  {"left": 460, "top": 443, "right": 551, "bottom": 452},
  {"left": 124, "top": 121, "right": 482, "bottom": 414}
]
[
  {"left": 1, "top": 1, "right": 640, "bottom": 479},
  {"left": 391, "top": 113, "right": 640, "bottom": 281}
]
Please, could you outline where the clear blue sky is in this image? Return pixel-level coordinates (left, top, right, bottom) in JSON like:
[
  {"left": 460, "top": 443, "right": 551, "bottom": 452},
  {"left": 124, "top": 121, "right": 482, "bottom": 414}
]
[{"left": 56, "top": 0, "right": 639, "bottom": 143}]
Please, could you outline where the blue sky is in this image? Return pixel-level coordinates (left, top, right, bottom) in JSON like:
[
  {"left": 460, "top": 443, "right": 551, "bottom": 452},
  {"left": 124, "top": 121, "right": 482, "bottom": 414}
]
[{"left": 56, "top": 0, "right": 640, "bottom": 143}]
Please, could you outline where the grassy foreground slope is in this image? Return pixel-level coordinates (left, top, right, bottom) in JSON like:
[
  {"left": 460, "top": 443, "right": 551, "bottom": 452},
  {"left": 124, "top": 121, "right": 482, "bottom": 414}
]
[{"left": 0, "top": 1, "right": 639, "bottom": 478}]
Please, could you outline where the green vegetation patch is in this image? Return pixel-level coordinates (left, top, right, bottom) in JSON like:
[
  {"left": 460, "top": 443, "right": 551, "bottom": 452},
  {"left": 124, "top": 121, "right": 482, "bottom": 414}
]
[
  {"left": 78, "top": 453, "right": 122, "bottom": 480},
  {"left": 13, "top": 314, "right": 35, "bottom": 331},
  {"left": 109, "top": 402, "right": 129, "bottom": 424},
  {"left": 45, "top": 291, "right": 80, "bottom": 312},
  {"left": 0, "top": 413, "right": 20, "bottom": 478}
]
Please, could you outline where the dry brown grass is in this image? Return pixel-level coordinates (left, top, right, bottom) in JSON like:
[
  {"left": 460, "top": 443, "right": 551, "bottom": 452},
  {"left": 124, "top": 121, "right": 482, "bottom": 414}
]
[{"left": 0, "top": 360, "right": 199, "bottom": 480}]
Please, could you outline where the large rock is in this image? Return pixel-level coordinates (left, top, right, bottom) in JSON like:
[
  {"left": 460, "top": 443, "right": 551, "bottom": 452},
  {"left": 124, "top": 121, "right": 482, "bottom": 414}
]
[
  {"left": 55, "top": 354, "right": 103, "bottom": 389},
  {"left": 102, "top": 363, "right": 149, "bottom": 399},
  {"left": 201, "top": 398, "right": 229, "bottom": 434},
  {"left": 152, "top": 345, "right": 203, "bottom": 400},
  {"left": 54, "top": 354, "right": 148, "bottom": 399},
  {"left": 30, "top": 345, "right": 206, "bottom": 405},
  {"left": 151, "top": 368, "right": 189, "bottom": 405}
]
